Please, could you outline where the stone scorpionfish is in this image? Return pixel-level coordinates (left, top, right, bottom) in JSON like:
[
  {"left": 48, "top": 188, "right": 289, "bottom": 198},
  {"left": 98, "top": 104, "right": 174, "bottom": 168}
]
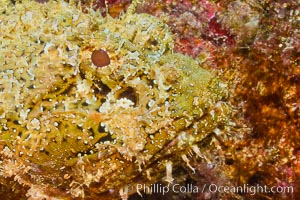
[{"left": 0, "top": 0, "right": 230, "bottom": 199}]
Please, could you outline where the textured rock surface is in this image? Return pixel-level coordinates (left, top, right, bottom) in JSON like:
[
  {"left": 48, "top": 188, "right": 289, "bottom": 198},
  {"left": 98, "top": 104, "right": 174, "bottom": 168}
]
[{"left": 137, "top": 1, "right": 299, "bottom": 199}]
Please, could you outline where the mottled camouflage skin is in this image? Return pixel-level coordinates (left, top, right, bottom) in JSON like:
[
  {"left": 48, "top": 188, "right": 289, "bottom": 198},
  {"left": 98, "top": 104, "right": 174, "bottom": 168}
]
[{"left": 0, "top": 0, "right": 230, "bottom": 199}]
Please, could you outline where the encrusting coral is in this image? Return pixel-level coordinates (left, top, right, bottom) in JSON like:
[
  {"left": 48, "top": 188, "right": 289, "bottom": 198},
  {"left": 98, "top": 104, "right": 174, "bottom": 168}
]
[{"left": 0, "top": 0, "right": 233, "bottom": 199}]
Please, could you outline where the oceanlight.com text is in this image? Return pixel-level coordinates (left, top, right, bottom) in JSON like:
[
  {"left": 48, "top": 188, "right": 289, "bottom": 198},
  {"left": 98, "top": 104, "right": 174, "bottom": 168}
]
[{"left": 132, "top": 183, "right": 294, "bottom": 196}]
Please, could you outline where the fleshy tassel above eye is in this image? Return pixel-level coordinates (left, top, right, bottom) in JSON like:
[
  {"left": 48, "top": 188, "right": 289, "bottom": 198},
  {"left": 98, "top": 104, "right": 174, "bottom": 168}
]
[{"left": 91, "top": 49, "right": 110, "bottom": 68}]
